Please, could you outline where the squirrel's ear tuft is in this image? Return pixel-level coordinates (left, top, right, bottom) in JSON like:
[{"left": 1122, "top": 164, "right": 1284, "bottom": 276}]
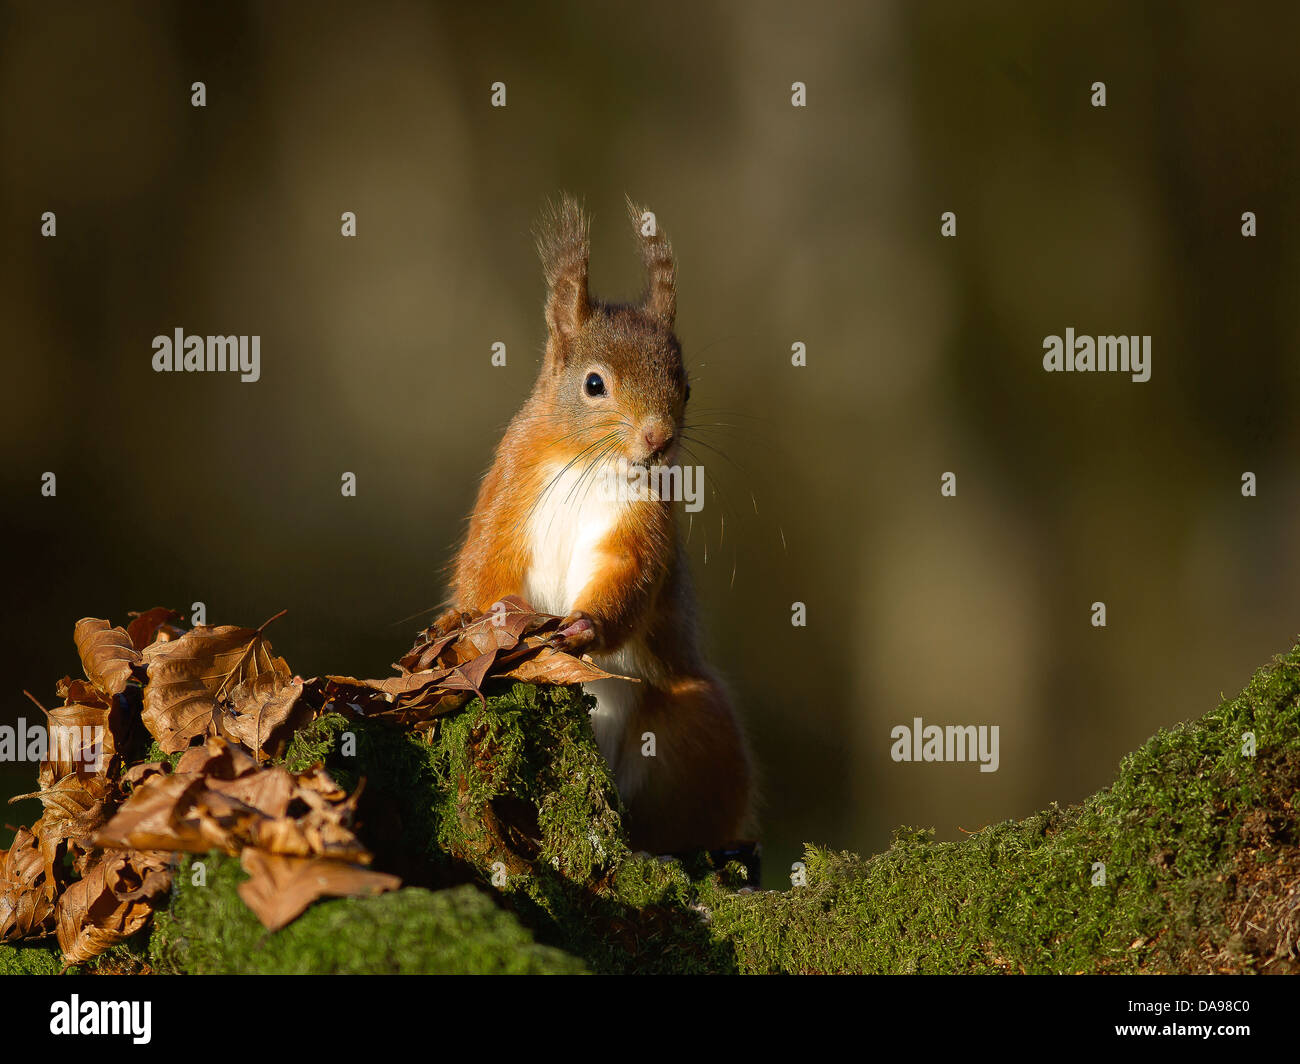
[
  {"left": 535, "top": 194, "right": 591, "bottom": 349},
  {"left": 626, "top": 195, "right": 676, "bottom": 328}
]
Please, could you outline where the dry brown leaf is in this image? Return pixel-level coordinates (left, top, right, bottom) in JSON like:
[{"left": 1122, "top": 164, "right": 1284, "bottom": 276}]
[
  {"left": 394, "top": 688, "right": 470, "bottom": 716},
  {"left": 104, "top": 849, "right": 172, "bottom": 904},
  {"left": 55, "top": 849, "right": 171, "bottom": 965},
  {"left": 397, "top": 595, "right": 540, "bottom": 674},
  {"left": 53, "top": 677, "right": 109, "bottom": 708},
  {"left": 222, "top": 678, "right": 308, "bottom": 758},
  {"left": 126, "top": 606, "right": 184, "bottom": 651},
  {"left": 12, "top": 772, "right": 117, "bottom": 876},
  {"left": 188, "top": 788, "right": 265, "bottom": 853},
  {"left": 39, "top": 700, "right": 116, "bottom": 787},
  {"left": 500, "top": 644, "right": 626, "bottom": 685},
  {"left": 294, "top": 764, "right": 350, "bottom": 805},
  {"left": 206, "top": 766, "right": 295, "bottom": 819},
  {"left": 121, "top": 761, "right": 170, "bottom": 790},
  {"left": 237, "top": 849, "right": 399, "bottom": 932},
  {"left": 73, "top": 618, "right": 141, "bottom": 696},
  {"left": 174, "top": 734, "right": 257, "bottom": 779},
  {"left": 394, "top": 596, "right": 540, "bottom": 673},
  {"left": 0, "top": 827, "right": 58, "bottom": 942},
  {"left": 93, "top": 772, "right": 209, "bottom": 852},
  {"left": 16, "top": 771, "right": 114, "bottom": 823},
  {"left": 248, "top": 817, "right": 370, "bottom": 862},
  {"left": 440, "top": 647, "right": 499, "bottom": 697},
  {"left": 351, "top": 596, "right": 632, "bottom": 727},
  {"left": 311, "top": 677, "right": 397, "bottom": 719},
  {"left": 141, "top": 623, "right": 291, "bottom": 753},
  {"left": 7, "top": 610, "right": 406, "bottom": 951},
  {"left": 243, "top": 765, "right": 367, "bottom": 861},
  {"left": 96, "top": 741, "right": 368, "bottom": 864},
  {"left": 327, "top": 670, "right": 449, "bottom": 698},
  {"left": 397, "top": 631, "right": 460, "bottom": 674},
  {"left": 334, "top": 684, "right": 470, "bottom": 729},
  {"left": 322, "top": 673, "right": 471, "bottom": 728}
]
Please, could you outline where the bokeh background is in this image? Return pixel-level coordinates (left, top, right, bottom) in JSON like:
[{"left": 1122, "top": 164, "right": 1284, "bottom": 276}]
[{"left": 3, "top": 1, "right": 1298, "bottom": 887}]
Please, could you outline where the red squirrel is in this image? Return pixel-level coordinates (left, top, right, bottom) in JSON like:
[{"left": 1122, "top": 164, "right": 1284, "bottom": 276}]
[{"left": 436, "top": 195, "right": 754, "bottom": 853}]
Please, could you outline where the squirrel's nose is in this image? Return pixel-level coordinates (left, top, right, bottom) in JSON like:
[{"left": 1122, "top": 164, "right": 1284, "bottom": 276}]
[{"left": 642, "top": 421, "right": 673, "bottom": 457}]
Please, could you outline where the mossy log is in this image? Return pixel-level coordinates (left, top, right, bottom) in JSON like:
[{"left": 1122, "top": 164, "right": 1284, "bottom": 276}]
[{"left": 3, "top": 644, "right": 1297, "bottom": 975}]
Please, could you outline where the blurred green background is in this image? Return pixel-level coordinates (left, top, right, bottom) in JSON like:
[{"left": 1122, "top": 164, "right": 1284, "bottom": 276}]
[{"left": 3, "top": 1, "right": 1298, "bottom": 887}]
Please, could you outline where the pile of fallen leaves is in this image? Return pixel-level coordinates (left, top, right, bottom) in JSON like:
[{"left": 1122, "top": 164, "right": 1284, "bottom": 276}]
[{"left": 0, "top": 598, "right": 622, "bottom": 966}]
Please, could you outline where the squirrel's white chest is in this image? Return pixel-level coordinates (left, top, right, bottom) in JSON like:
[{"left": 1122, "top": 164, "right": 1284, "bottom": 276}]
[
  {"left": 522, "top": 462, "right": 625, "bottom": 616},
  {"left": 520, "top": 460, "right": 655, "bottom": 798}
]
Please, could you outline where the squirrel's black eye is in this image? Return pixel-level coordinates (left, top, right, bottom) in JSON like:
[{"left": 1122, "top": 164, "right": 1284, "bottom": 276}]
[{"left": 584, "top": 372, "right": 606, "bottom": 398}]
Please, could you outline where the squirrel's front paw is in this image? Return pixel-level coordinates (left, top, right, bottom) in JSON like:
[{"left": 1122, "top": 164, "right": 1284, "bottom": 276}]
[{"left": 550, "top": 611, "right": 599, "bottom": 654}]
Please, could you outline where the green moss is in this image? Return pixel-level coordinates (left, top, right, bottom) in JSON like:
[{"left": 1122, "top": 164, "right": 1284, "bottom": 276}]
[
  {"left": 703, "top": 645, "right": 1300, "bottom": 973},
  {"left": 281, "top": 682, "right": 628, "bottom": 887},
  {"left": 0, "top": 941, "right": 62, "bottom": 975},
  {"left": 150, "top": 853, "right": 585, "bottom": 974},
  {"left": 610, "top": 854, "right": 697, "bottom": 909},
  {"left": 283, "top": 711, "right": 352, "bottom": 775},
  {"left": 141, "top": 741, "right": 183, "bottom": 770},
  {"left": 0, "top": 932, "right": 152, "bottom": 975},
  {"left": 279, "top": 680, "right": 731, "bottom": 972},
  {"left": 431, "top": 681, "right": 628, "bottom": 887}
]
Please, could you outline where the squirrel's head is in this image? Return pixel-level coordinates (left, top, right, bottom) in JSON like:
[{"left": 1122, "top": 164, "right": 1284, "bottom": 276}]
[{"left": 533, "top": 194, "right": 689, "bottom": 468}]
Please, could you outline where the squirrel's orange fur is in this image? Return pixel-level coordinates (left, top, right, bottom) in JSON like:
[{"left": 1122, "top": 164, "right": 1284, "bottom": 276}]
[{"left": 437, "top": 195, "right": 754, "bottom": 853}]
